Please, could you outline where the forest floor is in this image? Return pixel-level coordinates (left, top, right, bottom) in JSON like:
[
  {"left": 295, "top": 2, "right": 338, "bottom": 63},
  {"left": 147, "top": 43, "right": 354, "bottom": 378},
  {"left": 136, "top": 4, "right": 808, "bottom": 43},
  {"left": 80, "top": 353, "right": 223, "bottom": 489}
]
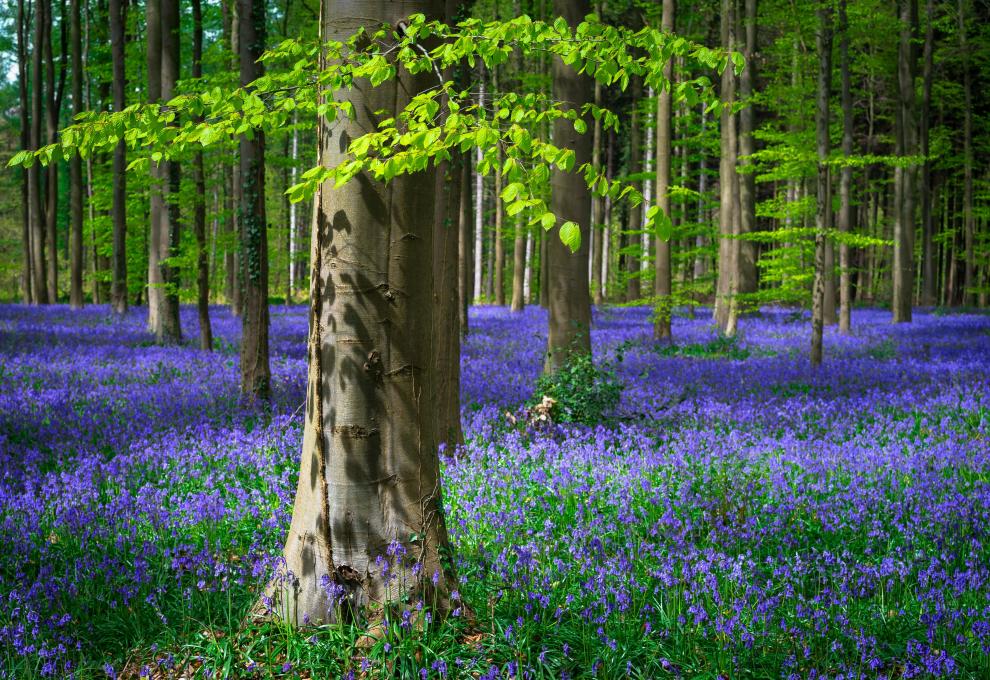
[{"left": 1, "top": 304, "right": 989, "bottom": 678}]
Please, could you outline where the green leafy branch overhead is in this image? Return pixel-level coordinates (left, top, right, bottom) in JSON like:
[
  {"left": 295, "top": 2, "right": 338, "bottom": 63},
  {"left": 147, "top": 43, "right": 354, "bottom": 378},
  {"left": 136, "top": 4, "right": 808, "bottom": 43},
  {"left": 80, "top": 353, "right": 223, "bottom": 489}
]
[{"left": 8, "top": 12, "right": 740, "bottom": 251}]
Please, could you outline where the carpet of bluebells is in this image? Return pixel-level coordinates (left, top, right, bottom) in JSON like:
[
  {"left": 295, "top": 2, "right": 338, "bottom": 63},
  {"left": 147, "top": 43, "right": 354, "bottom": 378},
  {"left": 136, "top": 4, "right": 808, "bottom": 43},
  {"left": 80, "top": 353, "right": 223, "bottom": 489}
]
[{"left": 2, "top": 303, "right": 990, "bottom": 679}]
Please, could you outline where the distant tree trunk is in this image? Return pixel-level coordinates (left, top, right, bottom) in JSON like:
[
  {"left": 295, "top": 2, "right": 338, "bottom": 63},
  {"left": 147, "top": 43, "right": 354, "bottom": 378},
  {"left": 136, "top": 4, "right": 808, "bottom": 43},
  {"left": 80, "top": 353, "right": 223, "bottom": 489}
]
[
  {"left": 473, "top": 74, "right": 484, "bottom": 303},
  {"left": 238, "top": 0, "right": 269, "bottom": 395},
  {"left": 625, "top": 77, "right": 643, "bottom": 303},
  {"left": 18, "top": 0, "right": 33, "bottom": 304},
  {"left": 958, "top": 0, "right": 974, "bottom": 306},
  {"left": 510, "top": 214, "right": 526, "bottom": 311},
  {"left": 193, "top": 0, "right": 212, "bottom": 350},
  {"left": 601, "top": 128, "right": 615, "bottom": 301},
  {"left": 494, "top": 154, "right": 505, "bottom": 305},
  {"left": 736, "top": 0, "right": 758, "bottom": 301},
  {"left": 916, "top": 0, "right": 935, "bottom": 307},
  {"left": 146, "top": 0, "right": 163, "bottom": 327},
  {"left": 546, "top": 0, "right": 593, "bottom": 372},
  {"left": 271, "top": 0, "right": 457, "bottom": 626},
  {"left": 892, "top": 0, "right": 916, "bottom": 322},
  {"left": 107, "top": 0, "right": 128, "bottom": 314},
  {"left": 68, "top": 0, "right": 84, "bottom": 308},
  {"left": 653, "top": 0, "right": 675, "bottom": 340},
  {"left": 811, "top": 1, "right": 832, "bottom": 367},
  {"left": 44, "top": 0, "right": 64, "bottom": 303},
  {"left": 458, "top": 157, "right": 471, "bottom": 333},
  {"left": 819, "top": 40, "right": 836, "bottom": 329},
  {"left": 590, "top": 77, "right": 604, "bottom": 307},
  {"left": 714, "top": 0, "right": 738, "bottom": 334},
  {"left": 155, "top": 0, "right": 182, "bottom": 342},
  {"left": 838, "top": 0, "right": 854, "bottom": 332}
]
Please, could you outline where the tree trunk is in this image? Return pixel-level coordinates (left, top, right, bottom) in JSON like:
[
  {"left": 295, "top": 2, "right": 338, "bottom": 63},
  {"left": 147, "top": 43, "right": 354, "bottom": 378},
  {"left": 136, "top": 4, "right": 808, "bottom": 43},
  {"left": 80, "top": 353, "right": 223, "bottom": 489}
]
[
  {"left": 714, "top": 0, "right": 738, "bottom": 334},
  {"left": 146, "top": 0, "right": 163, "bottom": 327},
  {"left": 108, "top": 0, "right": 127, "bottom": 314},
  {"left": 892, "top": 0, "right": 916, "bottom": 322},
  {"left": 811, "top": 1, "right": 832, "bottom": 367},
  {"left": 69, "top": 0, "right": 84, "bottom": 308},
  {"left": 238, "top": 0, "right": 269, "bottom": 394},
  {"left": 653, "top": 0, "right": 675, "bottom": 340},
  {"left": 272, "top": 0, "right": 457, "bottom": 626},
  {"left": 546, "top": 0, "right": 593, "bottom": 372},
  {"left": 458, "top": 156, "right": 471, "bottom": 333},
  {"left": 590, "top": 77, "right": 604, "bottom": 308},
  {"left": 44, "top": 0, "right": 63, "bottom": 303},
  {"left": 155, "top": 0, "right": 182, "bottom": 342},
  {"left": 736, "top": 0, "right": 757, "bottom": 301},
  {"left": 958, "top": 0, "right": 974, "bottom": 306},
  {"left": 494, "top": 149, "right": 505, "bottom": 305},
  {"left": 838, "top": 0, "right": 854, "bottom": 331},
  {"left": 625, "top": 77, "right": 643, "bottom": 303},
  {"left": 193, "top": 0, "right": 212, "bottom": 350},
  {"left": 18, "top": 0, "right": 33, "bottom": 304},
  {"left": 473, "top": 74, "right": 484, "bottom": 303}
]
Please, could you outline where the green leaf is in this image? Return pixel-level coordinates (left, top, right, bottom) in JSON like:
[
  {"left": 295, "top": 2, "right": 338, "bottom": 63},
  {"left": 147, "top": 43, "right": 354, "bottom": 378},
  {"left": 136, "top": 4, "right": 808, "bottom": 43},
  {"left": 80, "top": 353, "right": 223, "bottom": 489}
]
[
  {"left": 573, "top": 118, "right": 588, "bottom": 135},
  {"left": 559, "top": 221, "right": 581, "bottom": 252}
]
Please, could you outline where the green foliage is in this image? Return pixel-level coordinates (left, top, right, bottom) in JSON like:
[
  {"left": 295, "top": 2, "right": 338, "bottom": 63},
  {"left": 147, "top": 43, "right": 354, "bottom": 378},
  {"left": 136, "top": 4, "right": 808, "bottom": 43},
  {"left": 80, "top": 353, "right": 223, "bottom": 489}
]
[
  {"left": 529, "top": 350, "right": 624, "bottom": 425},
  {"left": 655, "top": 334, "right": 755, "bottom": 360},
  {"left": 10, "top": 13, "right": 736, "bottom": 253}
]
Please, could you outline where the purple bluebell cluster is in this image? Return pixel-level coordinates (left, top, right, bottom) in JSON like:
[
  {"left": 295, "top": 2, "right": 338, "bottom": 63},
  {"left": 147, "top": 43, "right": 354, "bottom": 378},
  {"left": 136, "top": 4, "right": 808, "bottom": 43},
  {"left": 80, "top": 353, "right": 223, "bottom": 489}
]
[{"left": 1, "top": 303, "right": 989, "bottom": 677}]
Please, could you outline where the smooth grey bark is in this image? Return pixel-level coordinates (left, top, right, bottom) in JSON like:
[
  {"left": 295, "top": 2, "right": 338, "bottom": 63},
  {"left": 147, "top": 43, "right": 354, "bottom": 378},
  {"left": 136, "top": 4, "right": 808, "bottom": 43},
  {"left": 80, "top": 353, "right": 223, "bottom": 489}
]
[
  {"left": 546, "top": 0, "right": 593, "bottom": 372},
  {"left": 272, "top": 0, "right": 457, "bottom": 627},
  {"left": 146, "top": 0, "right": 163, "bottom": 327},
  {"left": 838, "top": 0, "right": 854, "bottom": 331},
  {"left": 714, "top": 0, "right": 738, "bottom": 334},
  {"left": 69, "top": 0, "right": 83, "bottom": 308},
  {"left": 625, "top": 77, "right": 643, "bottom": 303},
  {"left": 958, "top": 0, "right": 974, "bottom": 306},
  {"left": 109, "top": 0, "right": 127, "bottom": 314},
  {"left": 892, "top": 0, "right": 916, "bottom": 322},
  {"left": 238, "top": 0, "right": 269, "bottom": 394},
  {"left": 18, "top": 0, "right": 32, "bottom": 303},
  {"left": 29, "top": 0, "right": 47, "bottom": 304},
  {"left": 193, "top": 0, "right": 212, "bottom": 350},
  {"left": 653, "top": 0, "right": 675, "bottom": 340},
  {"left": 918, "top": 0, "right": 935, "bottom": 307},
  {"left": 811, "top": 1, "right": 832, "bottom": 367},
  {"left": 590, "top": 75, "right": 604, "bottom": 307},
  {"left": 458, "top": 156, "right": 471, "bottom": 333},
  {"left": 736, "top": 0, "right": 758, "bottom": 301},
  {"left": 156, "top": 0, "right": 182, "bottom": 342},
  {"left": 43, "top": 0, "right": 63, "bottom": 303}
]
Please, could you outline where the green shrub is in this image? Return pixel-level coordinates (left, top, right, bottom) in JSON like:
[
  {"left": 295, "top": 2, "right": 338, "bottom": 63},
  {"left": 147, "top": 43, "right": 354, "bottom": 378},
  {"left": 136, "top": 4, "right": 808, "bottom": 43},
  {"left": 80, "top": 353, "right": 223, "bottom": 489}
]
[{"left": 529, "top": 351, "right": 624, "bottom": 425}]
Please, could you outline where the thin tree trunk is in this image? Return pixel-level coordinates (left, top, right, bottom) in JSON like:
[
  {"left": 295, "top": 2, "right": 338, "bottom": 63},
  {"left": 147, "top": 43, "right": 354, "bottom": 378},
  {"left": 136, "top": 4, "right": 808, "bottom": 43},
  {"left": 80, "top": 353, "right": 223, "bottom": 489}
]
[
  {"left": 838, "top": 0, "right": 854, "bottom": 331},
  {"left": 146, "top": 0, "right": 163, "bottom": 327},
  {"left": 892, "top": 0, "right": 916, "bottom": 322},
  {"left": 44, "top": 0, "right": 64, "bottom": 303},
  {"left": 29, "top": 0, "right": 47, "bottom": 304},
  {"left": 473, "top": 72, "right": 484, "bottom": 302},
  {"left": 494, "top": 152, "right": 505, "bottom": 305},
  {"left": 654, "top": 0, "right": 675, "bottom": 340},
  {"left": 238, "top": 0, "right": 269, "bottom": 394},
  {"left": 18, "top": 0, "right": 33, "bottom": 304},
  {"left": 69, "top": 0, "right": 84, "bottom": 308},
  {"left": 590, "top": 77, "right": 604, "bottom": 307},
  {"left": 625, "top": 77, "right": 643, "bottom": 302},
  {"left": 108, "top": 0, "right": 127, "bottom": 313},
  {"left": 958, "top": 0, "right": 974, "bottom": 306},
  {"left": 273, "top": 0, "right": 457, "bottom": 626},
  {"left": 714, "top": 0, "right": 738, "bottom": 334},
  {"left": 737, "top": 0, "right": 758, "bottom": 301},
  {"left": 458, "top": 156, "right": 471, "bottom": 333},
  {"left": 546, "top": 0, "right": 593, "bottom": 372},
  {"left": 811, "top": 1, "right": 832, "bottom": 367},
  {"left": 193, "top": 0, "right": 212, "bottom": 349}
]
